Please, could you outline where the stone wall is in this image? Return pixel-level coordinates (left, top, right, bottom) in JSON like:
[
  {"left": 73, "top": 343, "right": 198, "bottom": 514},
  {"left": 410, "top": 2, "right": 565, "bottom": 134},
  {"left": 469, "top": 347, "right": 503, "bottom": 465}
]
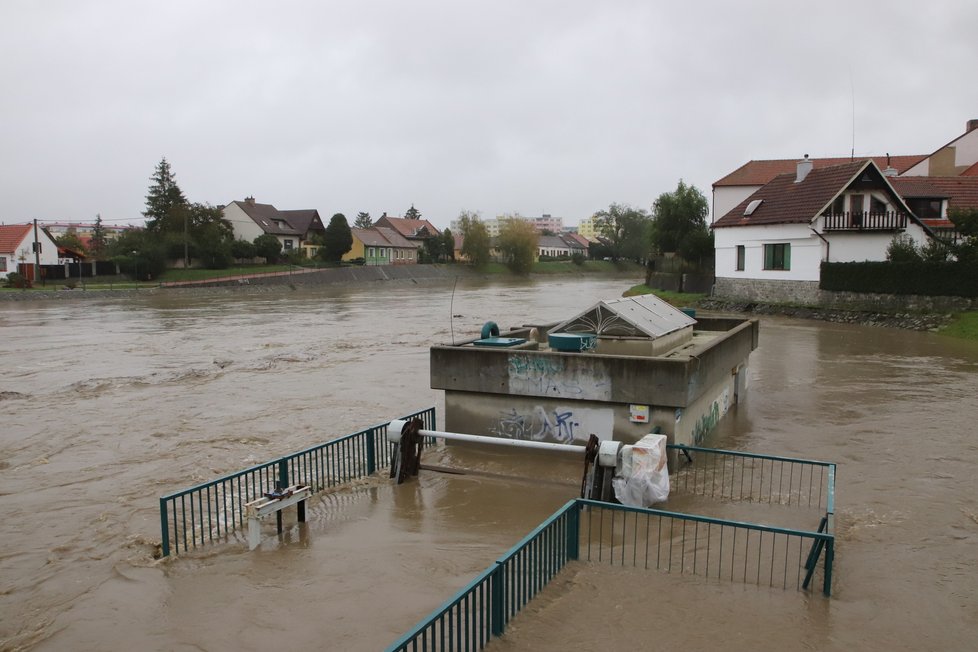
[
  {"left": 714, "top": 277, "right": 977, "bottom": 314},
  {"left": 714, "top": 278, "right": 821, "bottom": 304}
]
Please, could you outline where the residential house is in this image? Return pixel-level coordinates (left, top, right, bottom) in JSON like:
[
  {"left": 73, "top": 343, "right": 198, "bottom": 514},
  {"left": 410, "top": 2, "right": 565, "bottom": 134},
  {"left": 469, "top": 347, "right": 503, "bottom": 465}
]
[
  {"left": 222, "top": 197, "right": 325, "bottom": 257},
  {"left": 712, "top": 155, "right": 925, "bottom": 225},
  {"left": 374, "top": 214, "right": 440, "bottom": 255},
  {"left": 0, "top": 223, "right": 60, "bottom": 281},
  {"left": 537, "top": 234, "right": 572, "bottom": 258},
  {"left": 561, "top": 232, "right": 591, "bottom": 255},
  {"left": 537, "top": 233, "right": 588, "bottom": 259},
  {"left": 713, "top": 159, "right": 931, "bottom": 303},
  {"left": 344, "top": 227, "right": 418, "bottom": 265}
]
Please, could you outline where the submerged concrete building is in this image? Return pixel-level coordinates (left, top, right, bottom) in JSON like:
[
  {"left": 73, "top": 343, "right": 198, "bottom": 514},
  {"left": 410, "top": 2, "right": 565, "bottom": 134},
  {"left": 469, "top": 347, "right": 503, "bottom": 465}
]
[{"left": 430, "top": 295, "right": 759, "bottom": 453}]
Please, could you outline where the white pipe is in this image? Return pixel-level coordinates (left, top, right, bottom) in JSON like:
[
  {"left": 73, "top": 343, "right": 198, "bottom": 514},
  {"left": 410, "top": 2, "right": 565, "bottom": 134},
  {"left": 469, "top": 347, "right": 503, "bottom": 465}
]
[
  {"left": 422, "top": 428, "right": 585, "bottom": 454},
  {"left": 388, "top": 419, "right": 585, "bottom": 454}
]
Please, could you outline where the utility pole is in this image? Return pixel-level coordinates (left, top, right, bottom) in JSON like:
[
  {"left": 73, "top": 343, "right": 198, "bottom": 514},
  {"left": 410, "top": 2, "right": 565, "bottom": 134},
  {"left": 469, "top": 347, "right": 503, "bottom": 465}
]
[
  {"left": 33, "top": 219, "right": 41, "bottom": 285},
  {"left": 183, "top": 206, "right": 189, "bottom": 269}
]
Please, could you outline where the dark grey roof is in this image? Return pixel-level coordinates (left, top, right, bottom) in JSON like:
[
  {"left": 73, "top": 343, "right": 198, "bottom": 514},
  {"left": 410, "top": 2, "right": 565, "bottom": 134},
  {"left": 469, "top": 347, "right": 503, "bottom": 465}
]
[{"left": 279, "top": 209, "right": 324, "bottom": 235}]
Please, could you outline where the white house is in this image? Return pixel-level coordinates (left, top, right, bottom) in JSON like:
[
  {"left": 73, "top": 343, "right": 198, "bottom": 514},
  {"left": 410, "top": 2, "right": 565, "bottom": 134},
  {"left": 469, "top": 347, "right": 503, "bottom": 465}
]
[
  {"left": 712, "top": 159, "right": 932, "bottom": 303},
  {"left": 222, "top": 197, "right": 325, "bottom": 256},
  {"left": 0, "top": 223, "right": 60, "bottom": 281}
]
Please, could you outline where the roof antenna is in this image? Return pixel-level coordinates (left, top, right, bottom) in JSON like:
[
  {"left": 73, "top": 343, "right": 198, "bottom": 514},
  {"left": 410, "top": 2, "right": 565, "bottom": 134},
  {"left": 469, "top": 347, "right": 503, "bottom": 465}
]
[{"left": 849, "top": 64, "right": 856, "bottom": 161}]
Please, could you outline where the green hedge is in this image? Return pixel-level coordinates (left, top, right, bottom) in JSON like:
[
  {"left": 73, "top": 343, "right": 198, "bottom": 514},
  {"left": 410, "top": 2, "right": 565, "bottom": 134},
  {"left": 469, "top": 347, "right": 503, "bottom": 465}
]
[{"left": 820, "top": 261, "right": 978, "bottom": 297}]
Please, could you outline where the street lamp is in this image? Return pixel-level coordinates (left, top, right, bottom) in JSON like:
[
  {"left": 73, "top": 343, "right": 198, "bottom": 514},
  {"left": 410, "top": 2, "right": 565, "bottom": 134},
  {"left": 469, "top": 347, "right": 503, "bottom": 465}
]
[{"left": 132, "top": 250, "right": 138, "bottom": 285}]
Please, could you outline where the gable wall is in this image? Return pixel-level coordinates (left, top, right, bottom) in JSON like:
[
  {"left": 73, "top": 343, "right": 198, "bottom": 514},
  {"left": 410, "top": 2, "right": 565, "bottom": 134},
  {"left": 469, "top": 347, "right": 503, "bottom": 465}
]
[
  {"left": 223, "top": 203, "right": 265, "bottom": 243},
  {"left": 712, "top": 185, "right": 761, "bottom": 224},
  {"left": 903, "top": 127, "right": 978, "bottom": 177}
]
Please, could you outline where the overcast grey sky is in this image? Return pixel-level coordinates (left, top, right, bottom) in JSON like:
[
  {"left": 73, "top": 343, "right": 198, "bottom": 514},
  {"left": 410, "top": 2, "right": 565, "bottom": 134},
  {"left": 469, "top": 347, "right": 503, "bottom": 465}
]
[{"left": 2, "top": 0, "right": 976, "bottom": 229}]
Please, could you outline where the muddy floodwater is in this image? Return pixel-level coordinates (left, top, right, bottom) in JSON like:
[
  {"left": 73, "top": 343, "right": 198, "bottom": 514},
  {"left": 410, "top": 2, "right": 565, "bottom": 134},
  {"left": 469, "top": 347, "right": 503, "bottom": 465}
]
[{"left": 1, "top": 277, "right": 977, "bottom": 651}]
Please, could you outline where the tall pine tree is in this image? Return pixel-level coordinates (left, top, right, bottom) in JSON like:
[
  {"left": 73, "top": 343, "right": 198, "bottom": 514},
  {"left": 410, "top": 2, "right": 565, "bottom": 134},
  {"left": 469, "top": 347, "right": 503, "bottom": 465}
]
[
  {"left": 354, "top": 211, "right": 373, "bottom": 229},
  {"left": 404, "top": 204, "right": 422, "bottom": 221},
  {"left": 143, "top": 157, "right": 187, "bottom": 233},
  {"left": 89, "top": 214, "right": 107, "bottom": 259}
]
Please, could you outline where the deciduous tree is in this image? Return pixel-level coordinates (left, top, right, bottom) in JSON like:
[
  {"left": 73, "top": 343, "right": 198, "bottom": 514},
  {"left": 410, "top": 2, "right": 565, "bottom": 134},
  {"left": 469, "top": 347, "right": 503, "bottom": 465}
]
[
  {"left": 441, "top": 228, "right": 455, "bottom": 262},
  {"left": 593, "top": 203, "right": 650, "bottom": 262},
  {"left": 496, "top": 215, "right": 539, "bottom": 274},
  {"left": 458, "top": 211, "right": 490, "bottom": 268},
  {"left": 254, "top": 234, "right": 282, "bottom": 262},
  {"left": 650, "top": 180, "right": 710, "bottom": 263}
]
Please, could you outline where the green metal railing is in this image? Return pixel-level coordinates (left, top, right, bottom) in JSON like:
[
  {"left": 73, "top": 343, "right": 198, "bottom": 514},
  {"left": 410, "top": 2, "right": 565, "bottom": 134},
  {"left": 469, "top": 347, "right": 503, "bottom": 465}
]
[
  {"left": 581, "top": 500, "right": 834, "bottom": 594},
  {"left": 387, "top": 501, "right": 580, "bottom": 652},
  {"left": 388, "top": 445, "right": 837, "bottom": 651},
  {"left": 668, "top": 444, "right": 835, "bottom": 510},
  {"left": 158, "top": 407, "right": 436, "bottom": 557}
]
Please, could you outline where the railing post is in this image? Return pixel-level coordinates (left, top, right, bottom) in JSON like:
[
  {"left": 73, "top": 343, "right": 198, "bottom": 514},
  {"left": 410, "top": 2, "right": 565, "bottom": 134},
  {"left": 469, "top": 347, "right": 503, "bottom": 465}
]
[
  {"left": 278, "top": 459, "right": 288, "bottom": 490},
  {"left": 366, "top": 428, "right": 377, "bottom": 476},
  {"left": 159, "top": 497, "right": 170, "bottom": 558},
  {"left": 490, "top": 562, "right": 505, "bottom": 637},
  {"left": 567, "top": 503, "right": 580, "bottom": 561},
  {"left": 823, "top": 539, "right": 834, "bottom": 597}
]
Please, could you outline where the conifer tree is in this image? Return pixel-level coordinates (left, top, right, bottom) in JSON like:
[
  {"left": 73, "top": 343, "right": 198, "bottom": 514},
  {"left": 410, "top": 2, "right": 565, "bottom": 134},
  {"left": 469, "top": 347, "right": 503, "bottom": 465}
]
[{"left": 143, "top": 157, "right": 187, "bottom": 233}]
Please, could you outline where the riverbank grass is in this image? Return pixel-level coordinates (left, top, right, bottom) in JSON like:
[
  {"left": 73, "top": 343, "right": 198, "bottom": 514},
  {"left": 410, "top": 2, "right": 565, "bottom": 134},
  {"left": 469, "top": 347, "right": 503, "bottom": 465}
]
[
  {"left": 622, "top": 284, "right": 707, "bottom": 307},
  {"left": 939, "top": 311, "right": 978, "bottom": 340}
]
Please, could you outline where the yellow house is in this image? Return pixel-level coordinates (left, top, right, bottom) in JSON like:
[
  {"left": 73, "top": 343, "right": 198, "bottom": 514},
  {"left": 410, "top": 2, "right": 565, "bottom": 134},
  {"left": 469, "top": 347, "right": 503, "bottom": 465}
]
[{"left": 343, "top": 227, "right": 418, "bottom": 265}]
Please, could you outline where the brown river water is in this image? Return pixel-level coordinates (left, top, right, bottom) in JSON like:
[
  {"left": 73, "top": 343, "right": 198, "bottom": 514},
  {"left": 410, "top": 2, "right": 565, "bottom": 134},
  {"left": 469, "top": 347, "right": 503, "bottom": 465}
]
[{"left": 1, "top": 277, "right": 977, "bottom": 651}]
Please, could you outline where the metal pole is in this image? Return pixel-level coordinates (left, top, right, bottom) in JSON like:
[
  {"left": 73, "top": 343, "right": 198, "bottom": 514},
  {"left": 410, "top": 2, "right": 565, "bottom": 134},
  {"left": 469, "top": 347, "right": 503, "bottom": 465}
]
[
  {"left": 404, "top": 426, "right": 586, "bottom": 455},
  {"left": 33, "top": 219, "right": 41, "bottom": 285}
]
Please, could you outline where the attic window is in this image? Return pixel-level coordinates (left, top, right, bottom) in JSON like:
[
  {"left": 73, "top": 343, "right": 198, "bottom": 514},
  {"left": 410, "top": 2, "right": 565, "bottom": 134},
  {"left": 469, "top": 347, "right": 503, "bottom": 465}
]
[
  {"left": 744, "top": 199, "right": 763, "bottom": 216},
  {"left": 261, "top": 220, "right": 269, "bottom": 226}
]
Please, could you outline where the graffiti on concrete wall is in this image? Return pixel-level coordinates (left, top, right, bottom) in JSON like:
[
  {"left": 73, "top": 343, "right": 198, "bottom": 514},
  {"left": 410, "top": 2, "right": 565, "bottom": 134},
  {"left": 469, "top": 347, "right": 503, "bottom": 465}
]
[
  {"left": 507, "top": 353, "right": 611, "bottom": 400},
  {"left": 691, "top": 388, "right": 730, "bottom": 445},
  {"left": 489, "top": 405, "right": 614, "bottom": 444}
]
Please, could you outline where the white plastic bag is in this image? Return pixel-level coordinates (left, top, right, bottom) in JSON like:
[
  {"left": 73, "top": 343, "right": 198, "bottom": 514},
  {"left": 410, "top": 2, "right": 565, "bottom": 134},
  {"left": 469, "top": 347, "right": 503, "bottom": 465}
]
[{"left": 612, "top": 434, "right": 670, "bottom": 507}]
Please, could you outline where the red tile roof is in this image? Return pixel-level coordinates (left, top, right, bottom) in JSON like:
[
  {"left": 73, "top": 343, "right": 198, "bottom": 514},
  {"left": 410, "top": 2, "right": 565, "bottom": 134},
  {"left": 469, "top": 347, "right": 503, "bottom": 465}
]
[
  {"left": 713, "top": 160, "right": 869, "bottom": 228},
  {"left": 714, "top": 155, "right": 925, "bottom": 188},
  {"left": 353, "top": 227, "right": 416, "bottom": 249},
  {"left": 890, "top": 176, "right": 978, "bottom": 211},
  {"left": 375, "top": 215, "right": 440, "bottom": 238},
  {"left": 961, "top": 162, "right": 978, "bottom": 177},
  {"left": 0, "top": 224, "right": 32, "bottom": 254}
]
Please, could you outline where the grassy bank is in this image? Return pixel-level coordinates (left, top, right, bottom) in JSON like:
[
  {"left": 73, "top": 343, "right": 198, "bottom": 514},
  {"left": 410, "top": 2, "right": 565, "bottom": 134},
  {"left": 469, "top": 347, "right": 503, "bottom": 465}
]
[
  {"left": 939, "top": 311, "right": 978, "bottom": 340},
  {"left": 622, "top": 284, "right": 706, "bottom": 307}
]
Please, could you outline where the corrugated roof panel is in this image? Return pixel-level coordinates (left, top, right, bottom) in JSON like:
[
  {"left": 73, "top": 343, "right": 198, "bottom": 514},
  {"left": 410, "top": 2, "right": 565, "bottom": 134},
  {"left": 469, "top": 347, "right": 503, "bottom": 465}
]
[{"left": 548, "top": 294, "right": 695, "bottom": 339}]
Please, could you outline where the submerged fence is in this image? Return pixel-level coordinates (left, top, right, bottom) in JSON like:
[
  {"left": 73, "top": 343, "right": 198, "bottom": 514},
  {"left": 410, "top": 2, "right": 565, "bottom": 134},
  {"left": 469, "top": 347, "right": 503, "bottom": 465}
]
[
  {"left": 389, "top": 446, "right": 836, "bottom": 652},
  {"left": 668, "top": 444, "right": 835, "bottom": 511},
  {"left": 387, "top": 501, "right": 581, "bottom": 652},
  {"left": 158, "top": 407, "right": 436, "bottom": 557}
]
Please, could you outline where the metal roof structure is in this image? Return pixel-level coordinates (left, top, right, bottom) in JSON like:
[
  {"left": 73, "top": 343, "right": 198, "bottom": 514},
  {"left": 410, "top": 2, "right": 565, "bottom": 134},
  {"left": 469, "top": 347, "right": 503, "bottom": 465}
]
[{"left": 548, "top": 293, "right": 696, "bottom": 339}]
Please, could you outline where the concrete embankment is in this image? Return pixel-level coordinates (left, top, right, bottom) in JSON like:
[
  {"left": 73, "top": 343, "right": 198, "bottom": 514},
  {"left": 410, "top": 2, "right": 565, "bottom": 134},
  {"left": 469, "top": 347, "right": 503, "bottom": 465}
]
[
  {"left": 0, "top": 265, "right": 641, "bottom": 301},
  {"left": 699, "top": 298, "right": 954, "bottom": 331}
]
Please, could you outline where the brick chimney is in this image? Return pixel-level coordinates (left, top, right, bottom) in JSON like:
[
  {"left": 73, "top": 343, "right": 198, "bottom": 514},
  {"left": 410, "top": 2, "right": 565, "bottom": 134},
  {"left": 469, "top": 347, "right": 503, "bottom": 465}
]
[
  {"left": 968, "top": 119, "right": 978, "bottom": 133},
  {"left": 796, "top": 154, "right": 813, "bottom": 183},
  {"left": 245, "top": 196, "right": 256, "bottom": 205}
]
